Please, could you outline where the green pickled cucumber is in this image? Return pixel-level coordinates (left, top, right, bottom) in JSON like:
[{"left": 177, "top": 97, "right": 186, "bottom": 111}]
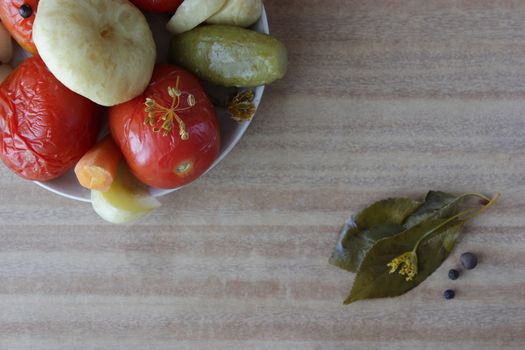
[{"left": 169, "top": 25, "right": 288, "bottom": 87}]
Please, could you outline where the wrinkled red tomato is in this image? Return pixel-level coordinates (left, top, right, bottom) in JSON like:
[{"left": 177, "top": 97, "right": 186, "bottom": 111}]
[
  {"left": 130, "top": 0, "right": 182, "bottom": 13},
  {"left": 0, "top": 0, "right": 39, "bottom": 55},
  {"left": 0, "top": 57, "right": 102, "bottom": 181},
  {"left": 109, "top": 64, "right": 220, "bottom": 189}
]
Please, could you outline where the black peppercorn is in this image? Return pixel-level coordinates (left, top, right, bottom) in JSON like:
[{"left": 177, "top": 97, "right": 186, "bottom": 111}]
[
  {"left": 460, "top": 252, "right": 478, "bottom": 270},
  {"left": 19, "top": 4, "right": 33, "bottom": 18},
  {"left": 448, "top": 269, "right": 459, "bottom": 280},
  {"left": 444, "top": 289, "right": 455, "bottom": 300}
]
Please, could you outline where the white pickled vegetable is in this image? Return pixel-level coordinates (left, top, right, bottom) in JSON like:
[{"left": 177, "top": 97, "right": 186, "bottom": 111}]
[
  {"left": 206, "top": 0, "right": 263, "bottom": 27},
  {"left": 91, "top": 165, "right": 160, "bottom": 224},
  {"left": 166, "top": 0, "right": 226, "bottom": 35},
  {"left": 33, "top": 0, "right": 156, "bottom": 106}
]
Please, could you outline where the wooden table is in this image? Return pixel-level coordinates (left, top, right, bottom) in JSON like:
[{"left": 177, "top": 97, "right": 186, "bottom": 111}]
[{"left": 1, "top": 1, "right": 524, "bottom": 349}]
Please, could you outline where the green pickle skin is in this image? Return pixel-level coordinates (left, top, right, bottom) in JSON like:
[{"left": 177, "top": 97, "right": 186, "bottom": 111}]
[{"left": 169, "top": 25, "right": 288, "bottom": 87}]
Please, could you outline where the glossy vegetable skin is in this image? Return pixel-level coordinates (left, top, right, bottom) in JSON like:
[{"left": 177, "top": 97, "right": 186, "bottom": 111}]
[
  {"left": 74, "top": 135, "right": 122, "bottom": 192},
  {"left": 91, "top": 163, "right": 161, "bottom": 224},
  {"left": 169, "top": 25, "right": 288, "bottom": 87},
  {"left": 0, "top": 57, "right": 102, "bottom": 181},
  {"left": 109, "top": 64, "right": 220, "bottom": 189},
  {"left": 207, "top": 0, "right": 263, "bottom": 27},
  {"left": 130, "top": 0, "right": 183, "bottom": 13},
  {"left": 0, "top": 0, "right": 39, "bottom": 54}
]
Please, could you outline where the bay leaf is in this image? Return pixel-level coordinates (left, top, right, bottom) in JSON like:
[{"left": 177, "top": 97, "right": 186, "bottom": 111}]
[
  {"left": 344, "top": 218, "right": 463, "bottom": 304},
  {"left": 329, "top": 198, "right": 421, "bottom": 272},
  {"left": 354, "top": 198, "right": 422, "bottom": 229},
  {"left": 403, "top": 191, "right": 460, "bottom": 228}
]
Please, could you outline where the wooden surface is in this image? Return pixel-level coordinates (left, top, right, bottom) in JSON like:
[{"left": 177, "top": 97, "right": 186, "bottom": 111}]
[{"left": 1, "top": 0, "right": 525, "bottom": 349}]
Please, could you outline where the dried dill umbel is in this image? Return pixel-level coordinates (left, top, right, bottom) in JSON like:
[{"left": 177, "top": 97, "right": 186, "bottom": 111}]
[
  {"left": 143, "top": 78, "right": 195, "bottom": 139},
  {"left": 228, "top": 90, "right": 256, "bottom": 123},
  {"left": 387, "top": 251, "right": 418, "bottom": 282}
]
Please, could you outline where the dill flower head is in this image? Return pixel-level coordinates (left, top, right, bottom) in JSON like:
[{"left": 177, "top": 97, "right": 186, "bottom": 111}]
[
  {"left": 228, "top": 90, "right": 256, "bottom": 123},
  {"left": 387, "top": 251, "right": 418, "bottom": 282}
]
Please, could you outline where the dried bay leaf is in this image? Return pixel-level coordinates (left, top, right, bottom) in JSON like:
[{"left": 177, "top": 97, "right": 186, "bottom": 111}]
[
  {"left": 403, "top": 191, "right": 459, "bottom": 227},
  {"left": 352, "top": 198, "right": 422, "bottom": 229},
  {"left": 329, "top": 192, "right": 465, "bottom": 273},
  {"left": 344, "top": 218, "right": 463, "bottom": 304},
  {"left": 329, "top": 198, "right": 421, "bottom": 272},
  {"left": 329, "top": 191, "right": 499, "bottom": 305}
]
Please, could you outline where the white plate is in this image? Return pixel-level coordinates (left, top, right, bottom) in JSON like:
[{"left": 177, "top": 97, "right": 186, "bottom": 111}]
[{"left": 13, "top": 8, "right": 269, "bottom": 203}]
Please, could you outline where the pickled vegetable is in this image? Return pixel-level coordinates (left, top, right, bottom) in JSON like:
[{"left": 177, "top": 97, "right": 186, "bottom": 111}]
[
  {"left": 74, "top": 135, "right": 122, "bottom": 192},
  {"left": 169, "top": 25, "right": 287, "bottom": 87},
  {"left": 166, "top": 0, "right": 226, "bottom": 35},
  {"left": 206, "top": 0, "right": 263, "bottom": 27},
  {"left": 91, "top": 164, "right": 161, "bottom": 224}
]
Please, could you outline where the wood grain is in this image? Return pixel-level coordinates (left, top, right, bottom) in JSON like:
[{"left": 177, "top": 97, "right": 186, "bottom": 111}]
[{"left": 1, "top": 0, "right": 525, "bottom": 349}]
